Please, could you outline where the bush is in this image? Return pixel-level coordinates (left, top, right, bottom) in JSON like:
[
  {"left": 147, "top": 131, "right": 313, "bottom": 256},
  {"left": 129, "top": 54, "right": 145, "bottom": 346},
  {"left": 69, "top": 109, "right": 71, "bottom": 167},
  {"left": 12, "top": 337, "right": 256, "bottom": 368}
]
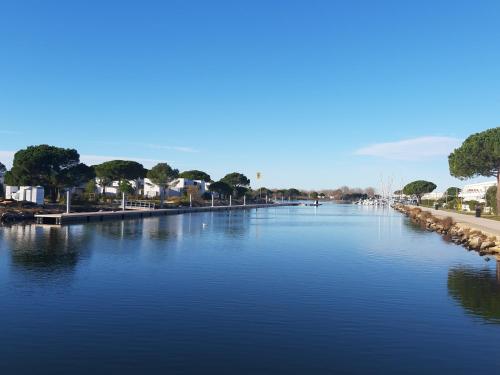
[
  {"left": 420, "top": 199, "right": 436, "bottom": 208},
  {"left": 465, "top": 200, "right": 481, "bottom": 211},
  {"left": 486, "top": 186, "right": 497, "bottom": 215},
  {"left": 444, "top": 197, "right": 460, "bottom": 209}
]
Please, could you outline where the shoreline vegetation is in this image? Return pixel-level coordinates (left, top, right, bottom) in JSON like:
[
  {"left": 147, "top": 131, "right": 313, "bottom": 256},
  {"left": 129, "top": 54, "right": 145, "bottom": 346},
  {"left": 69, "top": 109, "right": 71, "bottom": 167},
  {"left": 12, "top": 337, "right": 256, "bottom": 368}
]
[
  {"left": 0, "top": 144, "right": 378, "bottom": 223},
  {"left": 399, "top": 127, "right": 500, "bottom": 216},
  {"left": 393, "top": 203, "right": 500, "bottom": 257}
]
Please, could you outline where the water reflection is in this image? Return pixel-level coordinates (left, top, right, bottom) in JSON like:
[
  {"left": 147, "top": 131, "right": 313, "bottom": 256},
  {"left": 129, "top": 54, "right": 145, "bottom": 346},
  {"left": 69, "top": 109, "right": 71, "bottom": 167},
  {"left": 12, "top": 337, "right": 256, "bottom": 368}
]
[
  {"left": 91, "top": 213, "right": 225, "bottom": 241},
  {"left": 0, "top": 224, "right": 93, "bottom": 285},
  {"left": 448, "top": 261, "right": 500, "bottom": 323}
]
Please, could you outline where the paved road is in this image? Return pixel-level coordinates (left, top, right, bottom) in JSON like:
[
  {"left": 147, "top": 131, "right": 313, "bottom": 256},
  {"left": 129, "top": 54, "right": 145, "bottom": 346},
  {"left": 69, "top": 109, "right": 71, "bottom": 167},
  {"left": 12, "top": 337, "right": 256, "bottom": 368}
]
[{"left": 410, "top": 205, "right": 500, "bottom": 237}]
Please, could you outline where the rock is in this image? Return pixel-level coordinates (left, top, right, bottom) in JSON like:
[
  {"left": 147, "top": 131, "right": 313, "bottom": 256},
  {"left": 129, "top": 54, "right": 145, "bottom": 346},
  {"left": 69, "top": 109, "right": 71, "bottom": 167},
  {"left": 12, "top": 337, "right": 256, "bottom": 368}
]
[
  {"left": 480, "top": 241, "right": 495, "bottom": 251},
  {"left": 468, "top": 237, "right": 482, "bottom": 249},
  {"left": 488, "top": 246, "right": 500, "bottom": 254}
]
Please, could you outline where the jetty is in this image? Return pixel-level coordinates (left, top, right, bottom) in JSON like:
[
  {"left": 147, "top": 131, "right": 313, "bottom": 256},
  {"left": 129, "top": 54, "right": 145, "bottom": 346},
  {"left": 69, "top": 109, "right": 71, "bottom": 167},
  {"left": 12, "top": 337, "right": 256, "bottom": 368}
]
[{"left": 35, "top": 203, "right": 299, "bottom": 225}]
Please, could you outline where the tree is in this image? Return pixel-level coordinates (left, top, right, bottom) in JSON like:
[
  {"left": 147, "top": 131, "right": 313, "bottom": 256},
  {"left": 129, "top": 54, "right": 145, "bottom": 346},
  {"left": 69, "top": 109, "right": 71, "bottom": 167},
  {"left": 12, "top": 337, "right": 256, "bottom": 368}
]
[
  {"left": 5, "top": 145, "right": 80, "bottom": 202},
  {"left": 402, "top": 180, "right": 437, "bottom": 204},
  {"left": 446, "top": 187, "right": 461, "bottom": 198},
  {"left": 95, "top": 160, "right": 146, "bottom": 194},
  {"left": 257, "top": 187, "right": 273, "bottom": 199},
  {"left": 287, "top": 188, "right": 301, "bottom": 199},
  {"left": 364, "top": 187, "right": 376, "bottom": 197},
  {"left": 85, "top": 179, "right": 97, "bottom": 195},
  {"left": 62, "top": 163, "right": 95, "bottom": 189},
  {"left": 95, "top": 160, "right": 146, "bottom": 181},
  {"left": 209, "top": 181, "right": 232, "bottom": 199},
  {"left": 234, "top": 186, "right": 249, "bottom": 198},
  {"left": 146, "top": 163, "right": 179, "bottom": 207},
  {"left": 449, "top": 128, "right": 500, "bottom": 213},
  {"left": 221, "top": 172, "right": 250, "bottom": 189},
  {"left": 118, "top": 180, "right": 135, "bottom": 195},
  {"left": 310, "top": 191, "right": 319, "bottom": 199},
  {"left": 486, "top": 186, "right": 497, "bottom": 215},
  {"left": 179, "top": 170, "right": 211, "bottom": 182}
]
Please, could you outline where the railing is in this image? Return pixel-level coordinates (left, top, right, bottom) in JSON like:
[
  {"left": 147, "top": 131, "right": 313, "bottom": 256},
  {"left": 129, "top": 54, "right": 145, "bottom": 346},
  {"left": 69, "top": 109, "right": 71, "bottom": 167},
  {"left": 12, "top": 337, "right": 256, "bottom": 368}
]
[
  {"left": 113, "top": 199, "right": 156, "bottom": 210},
  {"left": 126, "top": 200, "right": 156, "bottom": 210}
]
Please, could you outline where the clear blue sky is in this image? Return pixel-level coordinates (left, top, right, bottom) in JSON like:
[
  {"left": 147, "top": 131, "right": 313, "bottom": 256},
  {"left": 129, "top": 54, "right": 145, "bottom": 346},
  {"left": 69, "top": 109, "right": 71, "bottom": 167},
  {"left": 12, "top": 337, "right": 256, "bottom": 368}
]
[{"left": 1, "top": 0, "right": 499, "bottom": 191}]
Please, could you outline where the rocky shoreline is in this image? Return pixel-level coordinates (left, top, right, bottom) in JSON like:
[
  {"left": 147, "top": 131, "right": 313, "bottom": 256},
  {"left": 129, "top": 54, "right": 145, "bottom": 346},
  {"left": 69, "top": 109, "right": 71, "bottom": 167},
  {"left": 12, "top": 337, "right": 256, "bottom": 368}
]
[{"left": 392, "top": 203, "right": 500, "bottom": 256}]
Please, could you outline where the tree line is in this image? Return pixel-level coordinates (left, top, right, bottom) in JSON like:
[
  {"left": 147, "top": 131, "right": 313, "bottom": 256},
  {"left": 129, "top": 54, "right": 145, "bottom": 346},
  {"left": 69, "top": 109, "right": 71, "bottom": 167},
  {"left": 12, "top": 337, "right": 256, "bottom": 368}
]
[
  {"left": 400, "top": 127, "right": 500, "bottom": 214},
  {"left": 0, "top": 144, "right": 312, "bottom": 205}
]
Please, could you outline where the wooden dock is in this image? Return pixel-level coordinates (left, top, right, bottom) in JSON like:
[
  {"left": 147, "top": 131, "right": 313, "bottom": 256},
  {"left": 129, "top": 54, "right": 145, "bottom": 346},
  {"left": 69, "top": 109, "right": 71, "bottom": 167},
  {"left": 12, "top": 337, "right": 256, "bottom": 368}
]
[{"left": 34, "top": 203, "right": 299, "bottom": 225}]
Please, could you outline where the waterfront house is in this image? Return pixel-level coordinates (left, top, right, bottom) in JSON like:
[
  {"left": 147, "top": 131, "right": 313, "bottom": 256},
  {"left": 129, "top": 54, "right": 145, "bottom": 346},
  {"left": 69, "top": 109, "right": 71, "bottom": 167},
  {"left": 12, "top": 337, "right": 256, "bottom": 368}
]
[
  {"left": 143, "top": 178, "right": 181, "bottom": 198},
  {"left": 170, "top": 178, "right": 210, "bottom": 195},
  {"left": 459, "top": 181, "right": 496, "bottom": 203},
  {"left": 143, "top": 178, "right": 210, "bottom": 198},
  {"left": 95, "top": 178, "right": 143, "bottom": 196},
  {"left": 93, "top": 177, "right": 211, "bottom": 198}
]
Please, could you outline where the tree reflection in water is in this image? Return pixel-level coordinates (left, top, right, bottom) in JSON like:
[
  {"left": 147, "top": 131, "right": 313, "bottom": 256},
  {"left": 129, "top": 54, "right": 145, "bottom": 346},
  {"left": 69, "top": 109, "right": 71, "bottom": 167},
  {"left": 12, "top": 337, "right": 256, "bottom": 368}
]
[
  {"left": 448, "top": 261, "right": 500, "bottom": 323},
  {"left": 1, "top": 224, "right": 89, "bottom": 277}
]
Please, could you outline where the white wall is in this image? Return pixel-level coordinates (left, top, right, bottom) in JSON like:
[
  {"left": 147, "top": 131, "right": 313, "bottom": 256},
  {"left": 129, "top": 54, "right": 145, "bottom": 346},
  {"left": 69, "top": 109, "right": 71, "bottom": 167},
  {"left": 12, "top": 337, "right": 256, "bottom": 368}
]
[
  {"left": 95, "top": 178, "right": 142, "bottom": 195},
  {"left": 5, "top": 186, "right": 44, "bottom": 205},
  {"left": 459, "top": 181, "right": 496, "bottom": 203}
]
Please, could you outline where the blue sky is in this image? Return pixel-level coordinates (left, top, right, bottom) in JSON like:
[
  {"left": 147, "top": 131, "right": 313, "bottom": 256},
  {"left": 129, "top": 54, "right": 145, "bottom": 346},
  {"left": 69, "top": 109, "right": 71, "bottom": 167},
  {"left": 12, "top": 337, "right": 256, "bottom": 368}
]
[{"left": 1, "top": 0, "right": 499, "bottom": 191}]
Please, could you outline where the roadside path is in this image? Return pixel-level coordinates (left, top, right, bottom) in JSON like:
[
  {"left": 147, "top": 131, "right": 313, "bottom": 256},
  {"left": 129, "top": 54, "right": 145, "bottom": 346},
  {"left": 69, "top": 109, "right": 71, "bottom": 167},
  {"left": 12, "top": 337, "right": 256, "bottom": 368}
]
[{"left": 409, "top": 205, "right": 500, "bottom": 237}]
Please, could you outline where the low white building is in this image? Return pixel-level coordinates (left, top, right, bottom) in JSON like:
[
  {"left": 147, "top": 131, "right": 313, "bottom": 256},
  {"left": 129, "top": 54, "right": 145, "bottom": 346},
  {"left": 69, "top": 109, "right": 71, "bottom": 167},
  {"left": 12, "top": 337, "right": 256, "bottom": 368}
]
[
  {"left": 421, "top": 191, "right": 444, "bottom": 200},
  {"left": 5, "top": 186, "right": 44, "bottom": 205},
  {"left": 94, "top": 177, "right": 211, "bottom": 198},
  {"left": 143, "top": 178, "right": 210, "bottom": 198},
  {"left": 170, "top": 178, "right": 210, "bottom": 195},
  {"left": 143, "top": 178, "right": 181, "bottom": 198},
  {"left": 95, "top": 178, "right": 143, "bottom": 195},
  {"left": 459, "top": 181, "right": 496, "bottom": 203}
]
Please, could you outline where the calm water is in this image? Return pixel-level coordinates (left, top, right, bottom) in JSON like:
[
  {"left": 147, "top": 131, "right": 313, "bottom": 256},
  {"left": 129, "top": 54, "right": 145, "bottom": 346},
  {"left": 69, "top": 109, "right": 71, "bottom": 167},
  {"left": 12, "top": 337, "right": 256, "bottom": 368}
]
[{"left": 1, "top": 204, "right": 500, "bottom": 374}]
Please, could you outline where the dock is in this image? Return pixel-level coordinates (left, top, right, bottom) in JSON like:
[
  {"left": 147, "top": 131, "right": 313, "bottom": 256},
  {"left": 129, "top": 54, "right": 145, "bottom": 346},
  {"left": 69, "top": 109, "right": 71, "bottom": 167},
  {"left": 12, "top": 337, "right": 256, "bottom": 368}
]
[{"left": 35, "top": 203, "right": 299, "bottom": 225}]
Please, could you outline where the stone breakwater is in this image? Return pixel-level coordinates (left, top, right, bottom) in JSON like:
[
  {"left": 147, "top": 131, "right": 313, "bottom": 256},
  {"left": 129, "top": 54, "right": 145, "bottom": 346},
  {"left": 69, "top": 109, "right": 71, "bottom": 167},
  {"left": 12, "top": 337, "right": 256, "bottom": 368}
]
[{"left": 392, "top": 203, "right": 500, "bottom": 256}]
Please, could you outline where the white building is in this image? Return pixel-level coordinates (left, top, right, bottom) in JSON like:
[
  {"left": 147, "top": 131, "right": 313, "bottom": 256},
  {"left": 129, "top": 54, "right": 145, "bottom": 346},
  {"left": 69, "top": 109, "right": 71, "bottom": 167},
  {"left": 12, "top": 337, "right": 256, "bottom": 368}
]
[
  {"left": 170, "top": 178, "right": 210, "bottom": 195},
  {"left": 459, "top": 181, "right": 497, "bottom": 203},
  {"left": 95, "top": 178, "right": 143, "bottom": 195},
  {"left": 143, "top": 178, "right": 210, "bottom": 198},
  {"left": 93, "top": 177, "right": 211, "bottom": 198},
  {"left": 143, "top": 178, "right": 181, "bottom": 198},
  {"left": 421, "top": 191, "right": 444, "bottom": 200},
  {"left": 5, "top": 186, "right": 44, "bottom": 205}
]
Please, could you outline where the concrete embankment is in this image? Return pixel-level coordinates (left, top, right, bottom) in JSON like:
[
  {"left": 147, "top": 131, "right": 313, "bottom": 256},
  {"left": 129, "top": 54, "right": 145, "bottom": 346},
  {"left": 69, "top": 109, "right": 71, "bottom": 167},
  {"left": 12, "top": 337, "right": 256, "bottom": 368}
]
[
  {"left": 35, "top": 203, "right": 299, "bottom": 225},
  {"left": 393, "top": 203, "right": 500, "bottom": 256}
]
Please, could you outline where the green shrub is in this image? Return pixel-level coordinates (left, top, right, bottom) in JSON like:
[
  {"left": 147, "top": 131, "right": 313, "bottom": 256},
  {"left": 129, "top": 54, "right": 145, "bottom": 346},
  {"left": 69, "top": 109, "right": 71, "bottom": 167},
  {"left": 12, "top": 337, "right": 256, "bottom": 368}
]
[
  {"left": 465, "top": 200, "right": 481, "bottom": 211},
  {"left": 486, "top": 186, "right": 497, "bottom": 215}
]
